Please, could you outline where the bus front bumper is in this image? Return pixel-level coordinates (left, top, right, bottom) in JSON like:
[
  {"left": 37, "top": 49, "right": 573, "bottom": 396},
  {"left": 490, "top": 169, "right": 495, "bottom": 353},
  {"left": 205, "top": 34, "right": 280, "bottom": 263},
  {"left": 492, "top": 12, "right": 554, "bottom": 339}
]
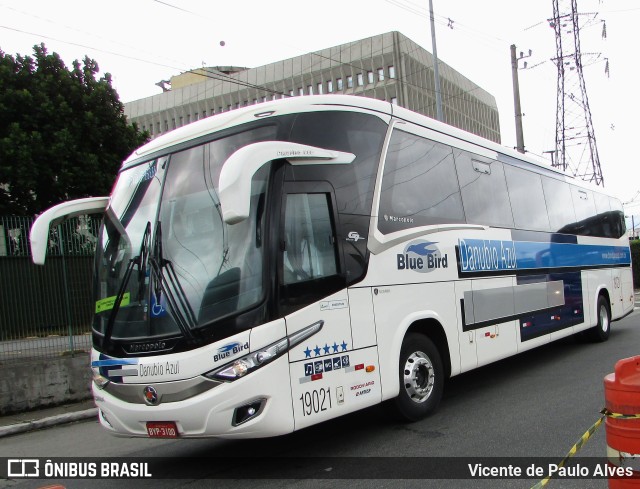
[{"left": 93, "top": 354, "right": 294, "bottom": 439}]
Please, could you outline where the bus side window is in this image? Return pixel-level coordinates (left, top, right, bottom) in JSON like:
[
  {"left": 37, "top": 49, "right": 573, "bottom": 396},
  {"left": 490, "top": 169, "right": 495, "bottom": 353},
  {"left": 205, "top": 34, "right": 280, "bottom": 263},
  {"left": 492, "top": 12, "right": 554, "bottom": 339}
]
[
  {"left": 454, "top": 150, "right": 514, "bottom": 228},
  {"left": 283, "top": 193, "right": 338, "bottom": 285}
]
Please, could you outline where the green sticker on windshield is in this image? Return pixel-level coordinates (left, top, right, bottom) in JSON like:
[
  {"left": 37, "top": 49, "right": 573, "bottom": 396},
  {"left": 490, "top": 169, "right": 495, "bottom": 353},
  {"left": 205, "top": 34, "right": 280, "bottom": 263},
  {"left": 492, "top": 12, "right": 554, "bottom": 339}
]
[{"left": 96, "top": 292, "right": 130, "bottom": 313}]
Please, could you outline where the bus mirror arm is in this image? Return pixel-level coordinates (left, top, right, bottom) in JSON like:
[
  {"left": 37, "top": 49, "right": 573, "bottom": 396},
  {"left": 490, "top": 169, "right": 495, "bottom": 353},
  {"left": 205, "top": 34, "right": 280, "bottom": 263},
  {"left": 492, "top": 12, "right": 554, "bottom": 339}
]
[
  {"left": 30, "top": 196, "right": 109, "bottom": 265},
  {"left": 218, "top": 141, "right": 355, "bottom": 224}
]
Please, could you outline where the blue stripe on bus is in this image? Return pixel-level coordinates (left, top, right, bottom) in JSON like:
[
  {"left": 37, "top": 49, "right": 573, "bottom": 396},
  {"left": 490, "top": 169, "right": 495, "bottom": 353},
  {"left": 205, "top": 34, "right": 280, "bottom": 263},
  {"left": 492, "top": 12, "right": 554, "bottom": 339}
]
[
  {"left": 91, "top": 358, "right": 139, "bottom": 367},
  {"left": 457, "top": 238, "right": 630, "bottom": 274}
]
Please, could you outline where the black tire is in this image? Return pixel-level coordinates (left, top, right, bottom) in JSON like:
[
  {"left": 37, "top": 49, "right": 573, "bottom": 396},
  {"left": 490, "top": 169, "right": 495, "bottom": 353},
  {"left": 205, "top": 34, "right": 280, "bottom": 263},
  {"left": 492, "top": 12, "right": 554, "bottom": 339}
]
[
  {"left": 584, "top": 295, "right": 611, "bottom": 342},
  {"left": 392, "top": 333, "right": 444, "bottom": 422}
]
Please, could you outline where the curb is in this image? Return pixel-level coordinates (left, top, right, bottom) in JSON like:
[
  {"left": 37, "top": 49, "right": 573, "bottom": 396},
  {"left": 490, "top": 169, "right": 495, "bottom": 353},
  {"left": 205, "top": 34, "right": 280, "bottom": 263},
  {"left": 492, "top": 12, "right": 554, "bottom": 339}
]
[{"left": 0, "top": 408, "right": 98, "bottom": 438}]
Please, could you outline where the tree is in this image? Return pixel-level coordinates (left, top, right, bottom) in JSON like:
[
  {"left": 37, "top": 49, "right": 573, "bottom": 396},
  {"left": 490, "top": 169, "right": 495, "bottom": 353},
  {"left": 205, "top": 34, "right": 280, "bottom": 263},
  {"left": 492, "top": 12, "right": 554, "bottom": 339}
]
[{"left": 0, "top": 44, "right": 149, "bottom": 216}]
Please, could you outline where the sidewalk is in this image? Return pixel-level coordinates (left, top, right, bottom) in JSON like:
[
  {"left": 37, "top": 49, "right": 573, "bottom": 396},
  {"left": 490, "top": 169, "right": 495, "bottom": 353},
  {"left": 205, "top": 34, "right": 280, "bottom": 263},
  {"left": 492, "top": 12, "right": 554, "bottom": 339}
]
[{"left": 0, "top": 399, "right": 97, "bottom": 438}]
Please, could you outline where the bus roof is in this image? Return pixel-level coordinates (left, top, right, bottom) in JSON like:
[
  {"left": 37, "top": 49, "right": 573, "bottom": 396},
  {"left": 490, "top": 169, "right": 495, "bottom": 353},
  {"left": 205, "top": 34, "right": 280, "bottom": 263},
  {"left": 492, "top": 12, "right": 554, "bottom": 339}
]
[{"left": 123, "top": 94, "right": 609, "bottom": 197}]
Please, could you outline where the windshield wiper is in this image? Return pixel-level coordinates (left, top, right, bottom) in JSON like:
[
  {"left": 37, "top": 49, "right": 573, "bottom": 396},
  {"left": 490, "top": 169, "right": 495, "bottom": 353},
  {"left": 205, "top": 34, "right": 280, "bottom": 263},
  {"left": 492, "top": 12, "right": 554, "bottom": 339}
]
[
  {"left": 148, "top": 221, "right": 196, "bottom": 340},
  {"left": 103, "top": 221, "right": 151, "bottom": 345}
]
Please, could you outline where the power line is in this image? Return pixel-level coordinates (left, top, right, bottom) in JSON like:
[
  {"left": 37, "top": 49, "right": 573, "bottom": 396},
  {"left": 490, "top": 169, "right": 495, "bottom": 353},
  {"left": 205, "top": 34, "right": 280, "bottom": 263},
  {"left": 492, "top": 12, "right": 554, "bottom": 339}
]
[
  {"left": 0, "top": 3, "right": 188, "bottom": 68},
  {"left": 1, "top": 7, "right": 501, "bottom": 124},
  {"left": 0, "top": 25, "right": 177, "bottom": 69},
  {"left": 151, "top": 0, "right": 202, "bottom": 16},
  {"left": 0, "top": 24, "right": 289, "bottom": 100}
]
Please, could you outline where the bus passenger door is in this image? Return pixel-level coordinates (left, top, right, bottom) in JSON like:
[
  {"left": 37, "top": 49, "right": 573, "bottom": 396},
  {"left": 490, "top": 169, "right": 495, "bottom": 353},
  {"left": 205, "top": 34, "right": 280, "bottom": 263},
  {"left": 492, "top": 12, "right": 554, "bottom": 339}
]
[{"left": 277, "top": 184, "right": 381, "bottom": 430}]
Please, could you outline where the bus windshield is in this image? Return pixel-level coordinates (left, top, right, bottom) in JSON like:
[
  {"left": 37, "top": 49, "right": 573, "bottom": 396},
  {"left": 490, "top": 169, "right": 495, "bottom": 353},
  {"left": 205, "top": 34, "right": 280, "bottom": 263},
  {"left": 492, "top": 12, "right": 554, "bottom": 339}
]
[{"left": 93, "top": 126, "right": 275, "bottom": 344}]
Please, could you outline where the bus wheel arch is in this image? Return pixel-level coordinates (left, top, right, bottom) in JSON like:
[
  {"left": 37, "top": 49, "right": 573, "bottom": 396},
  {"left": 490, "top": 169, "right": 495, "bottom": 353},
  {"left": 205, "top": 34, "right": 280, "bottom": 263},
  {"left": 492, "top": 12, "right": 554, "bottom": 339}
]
[
  {"left": 406, "top": 319, "right": 451, "bottom": 379},
  {"left": 392, "top": 320, "right": 450, "bottom": 422}
]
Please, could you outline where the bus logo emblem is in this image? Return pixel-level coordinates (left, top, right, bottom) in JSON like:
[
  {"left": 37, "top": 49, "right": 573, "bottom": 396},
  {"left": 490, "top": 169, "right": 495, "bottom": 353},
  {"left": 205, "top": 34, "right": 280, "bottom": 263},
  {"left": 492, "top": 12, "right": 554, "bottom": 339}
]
[
  {"left": 143, "top": 386, "right": 159, "bottom": 405},
  {"left": 397, "top": 240, "right": 448, "bottom": 273}
]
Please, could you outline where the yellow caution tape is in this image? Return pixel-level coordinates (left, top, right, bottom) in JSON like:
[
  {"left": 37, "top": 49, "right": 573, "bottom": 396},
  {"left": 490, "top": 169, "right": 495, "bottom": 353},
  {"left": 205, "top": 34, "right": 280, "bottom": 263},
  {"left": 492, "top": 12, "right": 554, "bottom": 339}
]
[
  {"left": 601, "top": 408, "right": 640, "bottom": 420},
  {"left": 530, "top": 408, "right": 640, "bottom": 489}
]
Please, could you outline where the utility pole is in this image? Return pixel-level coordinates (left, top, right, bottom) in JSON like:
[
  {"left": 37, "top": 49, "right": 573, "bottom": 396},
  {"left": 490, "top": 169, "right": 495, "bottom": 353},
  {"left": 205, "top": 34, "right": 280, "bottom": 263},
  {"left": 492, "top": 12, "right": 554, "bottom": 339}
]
[
  {"left": 428, "top": 0, "right": 443, "bottom": 122},
  {"left": 510, "top": 45, "right": 530, "bottom": 154}
]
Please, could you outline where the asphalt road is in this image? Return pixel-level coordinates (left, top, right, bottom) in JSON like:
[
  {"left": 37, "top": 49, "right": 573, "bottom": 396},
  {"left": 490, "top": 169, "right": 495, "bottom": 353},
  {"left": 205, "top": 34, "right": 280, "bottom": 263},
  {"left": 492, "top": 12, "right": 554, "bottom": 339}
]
[{"left": 2, "top": 309, "right": 639, "bottom": 489}]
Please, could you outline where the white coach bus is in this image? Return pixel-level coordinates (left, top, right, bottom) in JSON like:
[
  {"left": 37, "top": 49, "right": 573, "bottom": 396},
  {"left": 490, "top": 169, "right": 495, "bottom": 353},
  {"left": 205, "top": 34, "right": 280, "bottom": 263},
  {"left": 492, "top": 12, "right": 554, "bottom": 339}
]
[{"left": 31, "top": 95, "right": 634, "bottom": 438}]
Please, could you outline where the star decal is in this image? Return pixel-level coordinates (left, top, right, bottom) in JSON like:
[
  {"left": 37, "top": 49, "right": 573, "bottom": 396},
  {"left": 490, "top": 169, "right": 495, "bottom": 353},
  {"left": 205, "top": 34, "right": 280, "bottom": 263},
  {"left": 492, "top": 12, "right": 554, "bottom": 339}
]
[
  {"left": 341, "top": 340, "right": 348, "bottom": 351},
  {"left": 323, "top": 344, "right": 330, "bottom": 354},
  {"left": 313, "top": 345, "right": 321, "bottom": 356},
  {"left": 304, "top": 347, "right": 312, "bottom": 358},
  {"left": 332, "top": 342, "right": 339, "bottom": 353}
]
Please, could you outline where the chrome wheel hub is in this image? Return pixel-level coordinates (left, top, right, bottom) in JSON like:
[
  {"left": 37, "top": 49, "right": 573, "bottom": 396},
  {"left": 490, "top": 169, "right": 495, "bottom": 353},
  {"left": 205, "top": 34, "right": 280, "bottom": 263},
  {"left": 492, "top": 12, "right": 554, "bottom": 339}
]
[
  {"left": 600, "top": 305, "right": 609, "bottom": 333},
  {"left": 403, "top": 351, "right": 435, "bottom": 403}
]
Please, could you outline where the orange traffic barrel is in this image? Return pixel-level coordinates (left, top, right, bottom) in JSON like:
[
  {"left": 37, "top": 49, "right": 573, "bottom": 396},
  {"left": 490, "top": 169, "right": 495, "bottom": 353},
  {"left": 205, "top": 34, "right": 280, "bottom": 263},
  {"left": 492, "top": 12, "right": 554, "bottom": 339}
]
[{"left": 604, "top": 356, "right": 640, "bottom": 488}]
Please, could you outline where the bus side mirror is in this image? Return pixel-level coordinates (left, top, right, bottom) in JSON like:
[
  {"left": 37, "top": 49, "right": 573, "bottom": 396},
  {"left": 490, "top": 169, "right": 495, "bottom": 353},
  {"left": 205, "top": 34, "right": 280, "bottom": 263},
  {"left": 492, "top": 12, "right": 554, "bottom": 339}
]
[
  {"left": 30, "top": 196, "right": 109, "bottom": 265},
  {"left": 218, "top": 141, "right": 355, "bottom": 224}
]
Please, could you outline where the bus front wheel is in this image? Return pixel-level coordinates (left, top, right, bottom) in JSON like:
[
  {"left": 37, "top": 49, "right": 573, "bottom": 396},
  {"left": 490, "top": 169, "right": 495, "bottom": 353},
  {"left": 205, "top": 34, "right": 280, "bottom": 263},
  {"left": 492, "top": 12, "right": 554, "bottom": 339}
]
[{"left": 393, "top": 333, "right": 444, "bottom": 422}]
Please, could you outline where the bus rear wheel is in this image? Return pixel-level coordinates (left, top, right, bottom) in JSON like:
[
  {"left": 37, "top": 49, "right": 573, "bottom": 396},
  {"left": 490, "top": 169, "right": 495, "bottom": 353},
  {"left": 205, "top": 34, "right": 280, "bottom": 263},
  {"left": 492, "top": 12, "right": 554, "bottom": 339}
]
[
  {"left": 393, "top": 333, "right": 444, "bottom": 422},
  {"left": 584, "top": 295, "right": 611, "bottom": 342}
]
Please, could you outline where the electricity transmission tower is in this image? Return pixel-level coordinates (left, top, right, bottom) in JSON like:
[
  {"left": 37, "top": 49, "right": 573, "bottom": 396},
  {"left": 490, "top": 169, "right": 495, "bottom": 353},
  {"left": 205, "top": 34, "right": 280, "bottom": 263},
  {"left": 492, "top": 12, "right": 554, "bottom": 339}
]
[{"left": 550, "top": 0, "right": 604, "bottom": 186}]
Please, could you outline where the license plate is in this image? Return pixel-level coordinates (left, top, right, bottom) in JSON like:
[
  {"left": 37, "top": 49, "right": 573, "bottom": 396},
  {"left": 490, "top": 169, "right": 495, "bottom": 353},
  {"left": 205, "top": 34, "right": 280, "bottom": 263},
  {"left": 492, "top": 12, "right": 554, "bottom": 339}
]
[{"left": 146, "top": 421, "right": 178, "bottom": 438}]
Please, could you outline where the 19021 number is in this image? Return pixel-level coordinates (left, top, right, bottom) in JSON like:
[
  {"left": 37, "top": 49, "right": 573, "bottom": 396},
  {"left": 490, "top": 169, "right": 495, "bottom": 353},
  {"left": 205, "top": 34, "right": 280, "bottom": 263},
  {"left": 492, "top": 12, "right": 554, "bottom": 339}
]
[{"left": 299, "top": 388, "right": 332, "bottom": 416}]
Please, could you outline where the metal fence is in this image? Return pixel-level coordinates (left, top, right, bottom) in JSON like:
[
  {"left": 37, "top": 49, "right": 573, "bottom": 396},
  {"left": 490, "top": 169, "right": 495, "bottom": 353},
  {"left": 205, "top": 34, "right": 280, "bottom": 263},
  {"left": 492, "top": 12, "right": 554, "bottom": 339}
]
[{"left": 0, "top": 215, "right": 101, "bottom": 364}]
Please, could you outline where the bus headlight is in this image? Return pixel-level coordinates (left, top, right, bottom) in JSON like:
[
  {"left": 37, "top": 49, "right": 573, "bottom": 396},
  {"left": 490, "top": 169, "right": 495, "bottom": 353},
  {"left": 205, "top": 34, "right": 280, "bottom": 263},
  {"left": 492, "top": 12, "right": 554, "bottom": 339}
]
[{"left": 204, "top": 320, "right": 323, "bottom": 382}]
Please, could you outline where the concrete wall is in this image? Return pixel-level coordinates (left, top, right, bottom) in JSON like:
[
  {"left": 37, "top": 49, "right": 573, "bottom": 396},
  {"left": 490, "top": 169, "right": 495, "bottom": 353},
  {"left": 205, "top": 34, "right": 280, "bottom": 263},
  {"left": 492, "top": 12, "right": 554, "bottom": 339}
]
[{"left": 0, "top": 353, "right": 92, "bottom": 415}]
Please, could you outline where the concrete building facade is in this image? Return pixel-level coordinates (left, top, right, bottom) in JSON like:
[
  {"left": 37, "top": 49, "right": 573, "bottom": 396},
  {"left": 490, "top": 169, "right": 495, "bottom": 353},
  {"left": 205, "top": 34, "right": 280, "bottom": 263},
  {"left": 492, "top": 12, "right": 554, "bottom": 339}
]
[{"left": 124, "top": 31, "right": 501, "bottom": 143}]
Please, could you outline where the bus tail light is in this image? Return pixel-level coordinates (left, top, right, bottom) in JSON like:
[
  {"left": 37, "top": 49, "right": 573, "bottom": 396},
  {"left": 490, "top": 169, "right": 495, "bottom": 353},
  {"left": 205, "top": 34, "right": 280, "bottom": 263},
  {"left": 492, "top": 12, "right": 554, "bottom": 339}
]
[{"left": 204, "top": 320, "right": 323, "bottom": 382}]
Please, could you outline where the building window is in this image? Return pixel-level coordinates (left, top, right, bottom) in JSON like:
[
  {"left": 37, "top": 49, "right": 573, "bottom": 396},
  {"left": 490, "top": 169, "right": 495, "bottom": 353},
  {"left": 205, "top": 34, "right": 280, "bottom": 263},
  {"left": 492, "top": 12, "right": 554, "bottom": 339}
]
[
  {"left": 347, "top": 75, "right": 353, "bottom": 88},
  {"left": 253, "top": 99, "right": 257, "bottom": 105},
  {"left": 357, "top": 73, "right": 364, "bottom": 86},
  {"left": 171, "top": 118, "right": 176, "bottom": 129},
  {"left": 389, "top": 66, "right": 396, "bottom": 79},
  {"left": 149, "top": 125, "right": 153, "bottom": 135},
  {"left": 235, "top": 102, "right": 239, "bottom": 109},
  {"left": 378, "top": 68, "right": 384, "bottom": 81},
  {"left": 367, "top": 71, "right": 374, "bottom": 84},
  {"left": 317, "top": 82, "right": 323, "bottom": 94},
  {"left": 179, "top": 116, "right": 183, "bottom": 126},
  {"left": 193, "top": 113, "right": 198, "bottom": 121},
  {"left": 298, "top": 87, "right": 304, "bottom": 96},
  {"left": 262, "top": 96, "right": 267, "bottom": 103},
  {"left": 327, "top": 80, "right": 333, "bottom": 93},
  {"left": 308, "top": 85, "right": 313, "bottom": 95},
  {"left": 337, "top": 78, "right": 343, "bottom": 90},
  {"left": 227, "top": 105, "right": 232, "bottom": 111},
  {"left": 391, "top": 97, "right": 398, "bottom": 105},
  {"left": 203, "top": 111, "right": 206, "bottom": 118},
  {"left": 186, "top": 114, "right": 191, "bottom": 123},
  {"left": 156, "top": 122, "right": 161, "bottom": 133},
  {"left": 289, "top": 89, "right": 294, "bottom": 97}
]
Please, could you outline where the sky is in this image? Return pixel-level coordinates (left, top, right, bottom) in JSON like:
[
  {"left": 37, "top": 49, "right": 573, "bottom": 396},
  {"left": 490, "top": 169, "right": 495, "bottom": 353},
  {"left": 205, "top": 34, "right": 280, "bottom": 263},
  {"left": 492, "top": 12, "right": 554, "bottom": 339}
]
[{"left": 1, "top": 0, "right": 639, "bottom": 230}]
